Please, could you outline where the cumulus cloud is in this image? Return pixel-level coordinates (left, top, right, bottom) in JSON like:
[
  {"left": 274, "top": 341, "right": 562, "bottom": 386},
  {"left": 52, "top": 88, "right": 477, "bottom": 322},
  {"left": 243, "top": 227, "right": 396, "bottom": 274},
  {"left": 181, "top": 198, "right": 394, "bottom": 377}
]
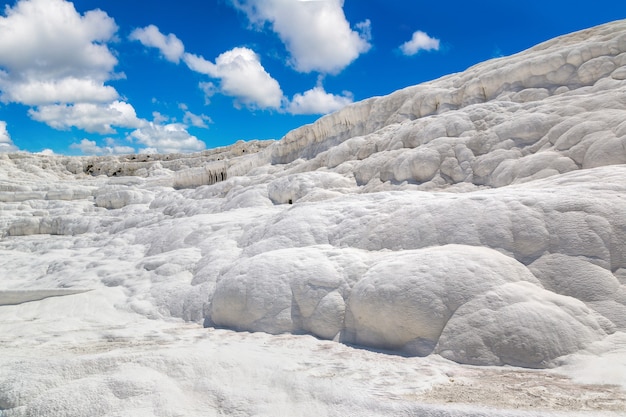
[
  {"left": 231, "top": 0, "right": 371, "bottom": 74},
  {"left": 183, "top": 111, "right": 212, "bottom": 128},
  {"left": 185, "top": 46, "right": 354, "bottom": 115},
  {"left": 0, "top": 121, "right": 18, "bottom": 152},
  {"left": 28, "top": 101, "right": 145, "bottom": 134},
  {"left": 129, "top": 25, "right": 185, "bottom": 63},
  {"left": 0, "top": 0, "right": 119, "bottom": 105},
  {"left": 70, "top": 138, "right": 135, "bottom": 155},
  {"left": 287, "top": 85, "right": 353, "bottom": 115},
  {"left": 2, "top": 78, "right": 119, "bottom": 106},
  {"left": 179, "top": 104, "right": 213, "bottom": 128},
  {"left": 400, "top": 31, "right": 440, "bottom": 56},
  {"left": 129, "top": 21, "right": 285, "bottom": 111},
  {"left": 129, "top": 22, "right": 283, "bottom": 110},
  {"left": 0, "top": 0, "right": 211, "bottom": 155},
  {"left": 184, "top": 48, "right": 284, "bottom": 109},
  {"left": 0, "top": 0, "right": 156, "bottom": 138},
  {"left": 151, "top": 111, "right": 170, "bottom": 125},
  {"left": 129, "top": 122, "right": 206, "bottom": 154},
  {"left": 199, "top": 82, "right": 218, "bottom": 105}
]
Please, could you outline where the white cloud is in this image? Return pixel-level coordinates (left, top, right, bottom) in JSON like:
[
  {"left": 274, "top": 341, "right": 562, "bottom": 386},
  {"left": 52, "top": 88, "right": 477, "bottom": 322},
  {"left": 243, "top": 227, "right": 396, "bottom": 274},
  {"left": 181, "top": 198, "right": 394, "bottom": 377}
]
[
  {"left": 231, "top": 0, "right": 371, "bottom": 74},
  {"left": 355, "top": 19, "right": 372, "bottom": 43},
  {"left": 1, "top": 78, "right": 119, "bottom": 106},
  {"left": 152, "top": 111, "right": 170, "bottom": 125},
  {"left": 0, "top": 121, "right": 18, "bottom": 152},
  {"left": 71, "top": 139, "right": 100, "bottom": 154},
  {"left": 199, "top": 82, "right": 218, "bottom": 105},
  {"left": 400, "top": 31, "right": 440, "bottom": 56},
  {"left": 129, "top": 122, "right": 207, "bottom": 154},
  {"left": 183, "top": 53, "right": 215, "bottom": 74},
  {"left": 287, "top": 85, "right": 353, "bottom": 115},
  {"left": 70, "top": 138, "right": 135, "bottom": 155},
  {"left": 139, "top": 148, "right": 158, "bottom": 154},
  {"left": 127, "top": 22, "right": 284, "bottom": 111},
  {"left": 28, "top": 101, "right": 145, "bottom": 134},
  {"left": 32, "top": 99, "right": 208, "bottom": 154},
  {"left": 0, "top": 0, "right": 154, "bottom": 140},
  {"left": 129, "top": 25, "right": 185, "bottom": 63},
  {"left": 183, "top": 111, "right": 212, "bottom": 128},
  {"left": 184, "top": 47, "right": 284, "bottom": 109},
  {"left": 0, "top": 0, "right": 119, "bottom": 105},
  {"left": 179, "top": 104, "right": 213, "bottom": 128}
]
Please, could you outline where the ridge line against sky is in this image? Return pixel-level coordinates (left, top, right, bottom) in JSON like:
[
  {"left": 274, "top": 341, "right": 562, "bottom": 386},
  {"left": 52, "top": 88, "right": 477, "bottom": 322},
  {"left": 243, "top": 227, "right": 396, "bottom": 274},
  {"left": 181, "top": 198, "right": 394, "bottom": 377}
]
[{"left": 0, "top": 0, "right": 624, "bottom": 155}]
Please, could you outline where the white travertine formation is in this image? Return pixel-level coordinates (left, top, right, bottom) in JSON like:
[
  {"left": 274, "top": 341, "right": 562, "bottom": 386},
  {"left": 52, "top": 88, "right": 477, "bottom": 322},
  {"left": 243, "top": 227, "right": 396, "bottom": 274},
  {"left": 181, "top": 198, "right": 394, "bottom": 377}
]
[
  {"left": 1, "top": 20, "right": 626, "bottom": 417},
  {"left": 435, "top": 282, "right": 615, "bottom": 368},
  {"left": 343, "top": 245, "right": 541, "bottom": 356}
]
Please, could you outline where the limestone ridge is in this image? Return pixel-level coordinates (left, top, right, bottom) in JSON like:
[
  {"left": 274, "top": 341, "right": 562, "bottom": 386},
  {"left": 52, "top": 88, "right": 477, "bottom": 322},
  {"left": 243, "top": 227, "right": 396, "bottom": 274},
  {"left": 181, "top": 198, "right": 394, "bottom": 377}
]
[
  {"left": 1, "top": 20, "right": 626, "bottom": 369},
  {"left": 264, "top": 19, "right": 626, "bottom": 189},
  {"left": 85, "top": 139, "right": 270, "bottom": 182}
]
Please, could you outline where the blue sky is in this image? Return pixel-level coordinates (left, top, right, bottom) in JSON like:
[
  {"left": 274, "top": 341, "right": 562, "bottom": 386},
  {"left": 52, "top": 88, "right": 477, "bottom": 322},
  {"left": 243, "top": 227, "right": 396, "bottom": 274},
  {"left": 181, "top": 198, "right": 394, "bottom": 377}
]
[{"left": 0, "top": 0, "right": 624, "bottom": 155}]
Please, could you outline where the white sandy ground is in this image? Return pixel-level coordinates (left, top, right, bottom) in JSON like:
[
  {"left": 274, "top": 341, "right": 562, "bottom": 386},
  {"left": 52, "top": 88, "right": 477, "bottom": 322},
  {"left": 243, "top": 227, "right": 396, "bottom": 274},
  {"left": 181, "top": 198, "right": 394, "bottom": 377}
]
[
  {"left": 2, "top": 19, "right": 626, "bottom": 416},
  {"left": 0, "top": 289, "right": 625, "bottom": 416}
]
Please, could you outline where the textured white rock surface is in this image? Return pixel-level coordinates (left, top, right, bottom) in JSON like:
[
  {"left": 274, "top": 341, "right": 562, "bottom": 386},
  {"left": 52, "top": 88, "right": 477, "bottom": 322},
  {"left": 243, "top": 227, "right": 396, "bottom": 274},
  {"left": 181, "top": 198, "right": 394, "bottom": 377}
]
[{"left": 2, "top": 20, "right": 626, "bottom": 416}]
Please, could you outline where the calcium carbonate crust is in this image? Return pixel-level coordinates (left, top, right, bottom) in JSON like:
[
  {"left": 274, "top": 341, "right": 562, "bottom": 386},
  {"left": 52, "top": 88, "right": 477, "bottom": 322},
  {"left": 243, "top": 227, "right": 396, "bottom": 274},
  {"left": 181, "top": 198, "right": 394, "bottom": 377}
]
[{"left": 1, "top": 20, "right": 626, "bottom": 370}]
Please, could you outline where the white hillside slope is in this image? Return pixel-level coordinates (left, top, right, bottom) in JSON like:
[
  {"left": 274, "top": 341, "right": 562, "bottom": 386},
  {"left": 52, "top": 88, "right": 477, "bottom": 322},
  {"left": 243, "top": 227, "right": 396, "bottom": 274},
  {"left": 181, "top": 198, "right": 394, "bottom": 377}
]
[{"left": 2, "top": 20, "right": 626, "bottom": 416}]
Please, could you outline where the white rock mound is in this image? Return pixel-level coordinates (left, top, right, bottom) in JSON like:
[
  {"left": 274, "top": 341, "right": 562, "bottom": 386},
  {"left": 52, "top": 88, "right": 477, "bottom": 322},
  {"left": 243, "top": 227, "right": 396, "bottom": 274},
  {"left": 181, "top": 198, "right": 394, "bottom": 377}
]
[
  {"left": 1, "top": 20, "right": 626, "bottom": 373},
  {"left": 435, "top": 282, "right": 615, "bottom": 368},
  {"left": 343, "top": 245, "right": 541, "bottom": 356}
]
